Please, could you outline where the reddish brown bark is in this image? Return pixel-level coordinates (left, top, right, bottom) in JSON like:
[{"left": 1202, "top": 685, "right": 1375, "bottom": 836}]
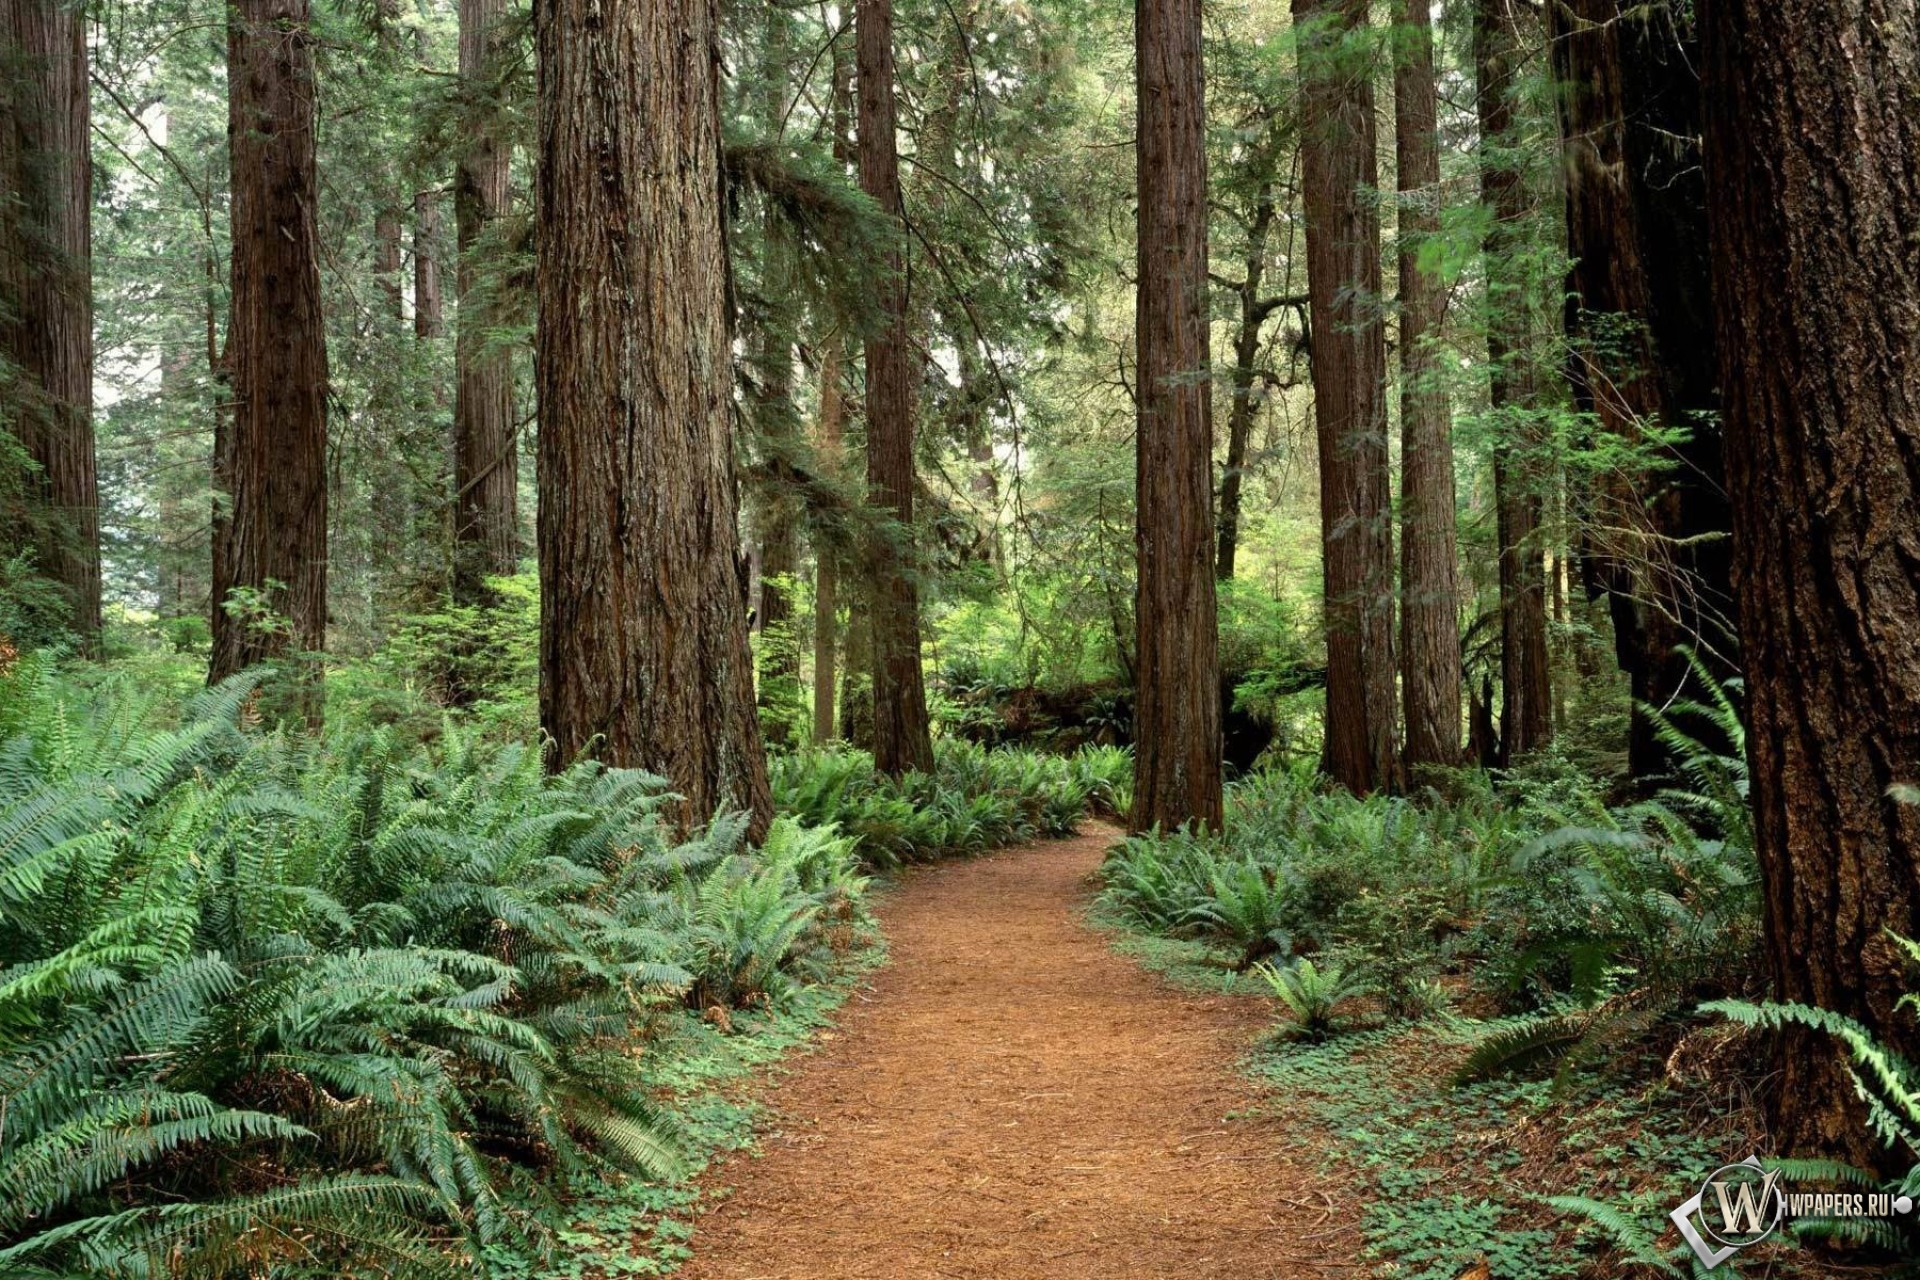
[
  {"left": 1393, "top": 0, "right": 1461, "bottom": 774},
  {"left": 211, "top": 0, "right": 329, "bottom": 687},
  {"left": 414, "top": 191, "right": 443, "bottom": 340},
  {"left": 452, "top": 0, "right": 516, "bottom": 600},
  {"left": 812, "top": 342, "right": 847, "bottom": 745},
  {"left": 1473, "top": 0, "right": 1551, "bottom": 764},
  {"left": 856, "top": 0, "right": 933, "bottom": 777},
  {"left": 1132, "top": 0, "right": 1222, "bottom": 830},
  {"left": 1703, "top": 0, "right": 1920, "bottom": 1165},
  {"left": 1295, "top": 0, "right": 1397, "bottom": 795},
  {"left": 534, "top": 0, "right": 771, "bottom": 836},
  {"left": 0, "top": 0, "right": 98, "bottom": 642}
]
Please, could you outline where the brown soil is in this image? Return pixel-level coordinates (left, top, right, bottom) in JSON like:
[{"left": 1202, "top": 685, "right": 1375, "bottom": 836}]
[{"left": 675, "top": 824, "right": 1359, "bottom": 1279}]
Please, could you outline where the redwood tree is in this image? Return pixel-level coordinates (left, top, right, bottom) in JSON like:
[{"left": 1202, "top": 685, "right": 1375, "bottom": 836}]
[
  {"left": 1702, "top": 0, "right": 1920, "bottom": 1163},
  {"left": 856, "top": 0, "right": 934, "bottom": 777},
  {"left": 1473, "top": 0, "right": 1551, "bottom": 764},
  {"left": 1549, "top": 0, "right": 1733, "bottom": 781},
  {"left": 1132, "top": 0, "right": 1222, "bottom": 830},
  {"left": 534, "top": 0, "right": 772, "bottom": 837},
  {"left": 452, "top": 0, "right": 517, "bottom": 600},
  {"left": 1295, "top": 0, "right": 1397, "bottom": 795},
  {"left": 1, "top": 0, "right": 98, "bottom": 642},
  {"left": 211, "top": 0, "right": 329, "bottom": 685},
  {"left": 1393, "top": 0, "right": 1461, "bottom": 773}
]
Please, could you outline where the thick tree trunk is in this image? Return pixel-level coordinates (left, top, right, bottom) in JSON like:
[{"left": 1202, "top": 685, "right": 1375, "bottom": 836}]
[
  {"left": 375, "top": 210, "right": 404, "bottom": 319},
  {"left": 1474, "top": 0, "right": 1552, "bottom": 764},
  {"left": 1702, "top": 0, "right": 1920, "bottom": 1166},
  {"left": 534, "top": 0, "right": 772, "bottom": 837},
  {"left": 0, "top": 0, "right": 98, "bottom": 642},
  {"left": 1295, "top": 0, "right": 1397, "bottom": 796},
  {"left": 1132, "top": 0, "right": 1223, "bottom": 831},
  {"left": 1548, "top": 0, "right": 1734, "bottom": 781},
  {"left": 451, "top": 0, "right": 517, "bottom": 600},
  {"left": 856, "top": 0, "right": 934, "bottom": 777},
  {"left": 211, "top": 0, "right": 329, "bottom": 689},
  {"left": 1393, "top": 0, "right": 1461, "bottom": 774}
]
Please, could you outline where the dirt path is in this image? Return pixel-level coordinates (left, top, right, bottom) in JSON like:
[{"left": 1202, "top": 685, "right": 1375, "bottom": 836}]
[{"left": 675, "top": 824, "right": 1358, "bottom": 1280}]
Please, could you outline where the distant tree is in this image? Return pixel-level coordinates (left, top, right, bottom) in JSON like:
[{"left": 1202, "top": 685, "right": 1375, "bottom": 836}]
[
  {"left": 1703, "top": 0, "right": 1920, "bottom": 1166},
  {"left": 534, "top": 0, "right": 771, "bottom": 836},
  {"left": 0, "top": 0, "right": 99, "bottom": 643},
  {"left": 1295, "top": 0, "right": 1397, "bottom": 794},
  {"left": 1473, "top": 0, "right": 1551, "bottom": 764},
  {"left": 211, "top": 0, "right": 329, "bottom": 689},
  {"left": 1132, "top": 0, "right": 1223, "bottom": 830},
  {"left": 1392, "top": 0, "right": 1461, "bottom": 773},
  {"left": 1548, "top": 0, "right": 1733, "bottom": 782},
  {"left": 451, "top": 0, "right": 517, "bottom": 601},
  {"left": 856, "top": 0, "right": 934, "bottom": 777}
]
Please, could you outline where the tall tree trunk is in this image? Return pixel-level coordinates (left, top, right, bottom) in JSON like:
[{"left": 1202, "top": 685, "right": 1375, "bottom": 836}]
[
  {"left": 1215, "top": 182, "right": 1276, "bottom": 584},
  {"left": 414, "top": 191, "right": 443, "bottom": 340},
  {"left": 856, "top": 0, "right": 933, "bottom": 776},
  {"left": 1549, "top": 0, "right": 1734, "bottom": 781},
  {"left": 1702, "top": 0, "right": 1920, "bottom": 1167},
  {"left": 211, "top": 0, "right": 329, "bottom": 690},
  {"left": 451, "top": 0, "right": 517, "bottom": 600},
  {"left": 1474, "top": 0, "right": 1551, "bottom": 764},
  {"left": 1393, "top": 0, "right": 1462, "bottom": 774},
  {"left": 1132, "top": 0, "right": 1222, "bottom": 830},
  {"left": 1295, "top": 0, "right": 1397, "bottom": 795},
  {"left": 534, "top": 0, "right": 771, "bottom": 837},
  {"left": 812, "top": 342, "right": 846, "bottom": 745},
  {"left": 375, "top": 210, "right": 404, "bottom": 318},
  {"left": 0, "top": 0, "right": 98, "bottom": 643}
]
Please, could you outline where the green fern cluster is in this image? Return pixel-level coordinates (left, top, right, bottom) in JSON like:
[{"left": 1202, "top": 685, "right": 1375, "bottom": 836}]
[
  {"left": 0, "top": 665, "right": 870, "bottom": 1278},
  {"left": 768, "top": 739, "right": 1121, "bottom": 865}
]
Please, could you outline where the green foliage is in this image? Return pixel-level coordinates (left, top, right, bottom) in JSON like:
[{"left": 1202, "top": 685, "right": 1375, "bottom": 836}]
[
  {"left": 1255, "top": 957, "right": 1372, "bottom": 1041},
  {"left": 769, "top": 739, "right": 1122, "bottom": 866},
  {"left": 0, "top": 664, "right": 873, "bottom": 1279}
]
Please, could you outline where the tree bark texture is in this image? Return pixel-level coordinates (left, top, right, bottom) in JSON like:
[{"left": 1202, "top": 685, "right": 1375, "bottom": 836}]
[
  {"left": 1393, "top": 0, "right": 1462, "bottom": 773},
  {"left": 812, "top": 342, "right": 846, "bottom": 745},
  {"left": 1474, "top": 0, "right": 1552, "bottom": 764},
  {"left": 211, "top": 0, "right": 329, "bottom": 684},
  {"left": 452, "top": 0, "right": 517, "bottom": 600},
  {"left": 1550, "top": 0, "right": 1733, "bottom": 782},
  {"left": 0, "top": 0, "right": 98, "bottom": 641},
  {"left": 414, "top": 190, "right": 443, "bottom": 340},
  {"left": 857, "top": 0, "right": 934, "bottom": 777},
  {"left": 1295, "top": 0, "right": 1397, "bottom": 795},
  {"left": 534, "top": 0, "right": 772, "bottom": 838},
  {"left": 1132, "top": 0, "right": 1223, "bottom": 830},
  {"left": 1702, "top": 0, "right": 1920, "bottom": 1165}
]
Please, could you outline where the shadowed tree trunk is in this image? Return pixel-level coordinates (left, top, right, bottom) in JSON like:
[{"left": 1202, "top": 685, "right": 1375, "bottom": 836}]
[
  {"left": 1703, "top": 0, "right": 1920, "bottom": 1167},
  {"left": 1132, "top": 0, "right": 1223, "bottom": 830},
  {"left": 0, "top": 0, "right": 98, "bottom": 643},
  {"left": 1548, "top": 0, "right": 1734, "bottom": 782},
  {"left": 451, "top": 0, "right": 517, "bottom": 600},
  {"left": 856, "top": 0, "right": 933, "bottom": 777},
  {"left": 534, "top": 0, "right": 771, "bottom": 837},
  {"left": 1393, "top": 0, "right": 1461, "bottom": 774},
  {"left": 211, "top": 0, "right": 329, "bottom": 689},
  {"left": 812, "top": 341, "right": 846, "bottom": 745},
  {"left": 1474, "top": 0, "right": 1551, "bottom": 765},
  {"left": 1295, "top": 0, "right": 1397, "bottom": 795}
]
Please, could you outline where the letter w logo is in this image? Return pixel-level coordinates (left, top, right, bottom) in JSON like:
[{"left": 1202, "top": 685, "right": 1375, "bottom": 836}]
[{"left": 1713, "top": 1169, "right": 1782, "bottom": 1237}]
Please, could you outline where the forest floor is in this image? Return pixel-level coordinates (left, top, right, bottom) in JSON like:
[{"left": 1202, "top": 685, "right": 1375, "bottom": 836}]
[{"left": 669, "top": 823, "right": 1361, "bottom": 1280}]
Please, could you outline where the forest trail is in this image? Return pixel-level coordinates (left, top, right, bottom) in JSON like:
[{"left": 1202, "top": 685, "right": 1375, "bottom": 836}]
[{"left": 672, "top": 824, "right": 1358, "bottom": 1280}]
